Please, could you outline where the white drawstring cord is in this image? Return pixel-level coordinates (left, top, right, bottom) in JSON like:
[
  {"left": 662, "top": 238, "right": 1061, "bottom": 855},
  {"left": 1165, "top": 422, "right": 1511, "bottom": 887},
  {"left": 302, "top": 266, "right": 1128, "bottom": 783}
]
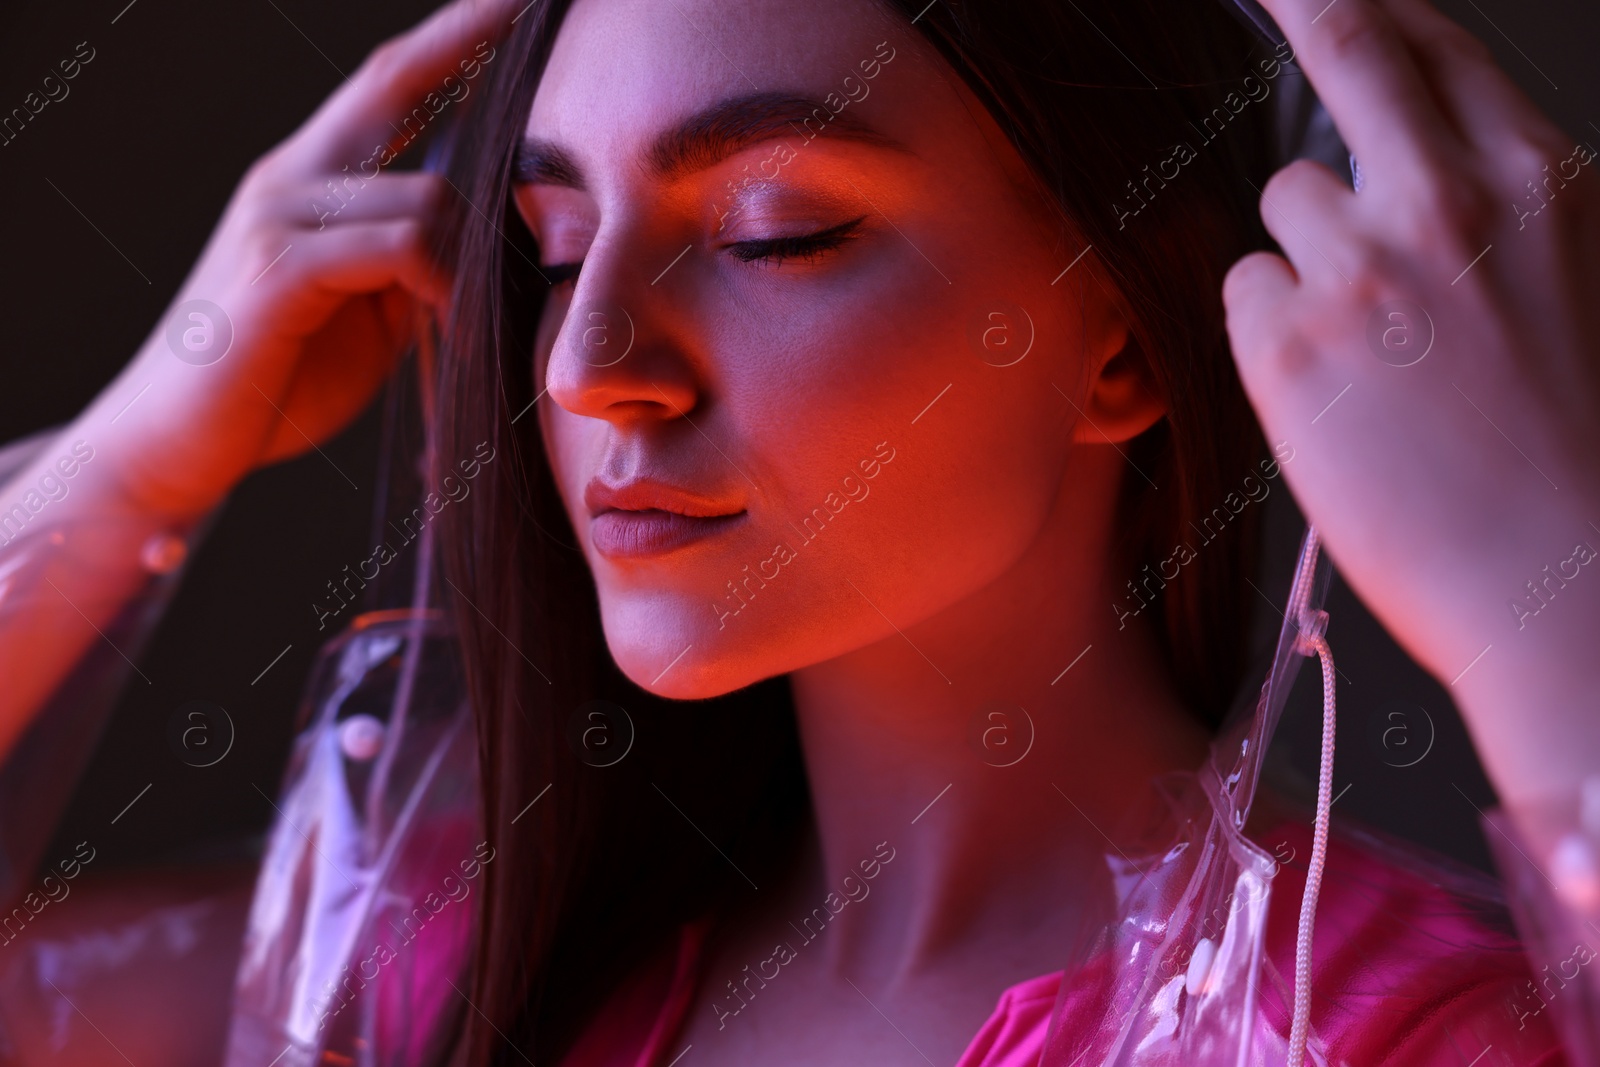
[{"left": 1285, "top": 530, "right": 1336, "bottom": 1067}]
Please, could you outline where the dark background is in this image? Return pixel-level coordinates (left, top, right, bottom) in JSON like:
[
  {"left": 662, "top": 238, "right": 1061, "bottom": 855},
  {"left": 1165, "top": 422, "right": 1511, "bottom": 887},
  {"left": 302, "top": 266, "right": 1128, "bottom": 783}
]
[{"left": 0, "top": 0, "right": 1594, "bottom": 881}]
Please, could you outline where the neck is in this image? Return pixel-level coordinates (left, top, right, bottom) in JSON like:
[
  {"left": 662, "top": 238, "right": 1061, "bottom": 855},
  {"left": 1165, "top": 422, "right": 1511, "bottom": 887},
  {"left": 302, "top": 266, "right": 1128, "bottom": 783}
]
[{"left": 785, "top": 447, "right": 1214, "bottom": 991}]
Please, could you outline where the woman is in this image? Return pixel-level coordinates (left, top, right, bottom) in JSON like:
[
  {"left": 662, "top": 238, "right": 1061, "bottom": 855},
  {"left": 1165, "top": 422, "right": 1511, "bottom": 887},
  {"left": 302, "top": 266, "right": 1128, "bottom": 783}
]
[{"left": 0, "top": 0, "right": 1595, "bottom": 1063}]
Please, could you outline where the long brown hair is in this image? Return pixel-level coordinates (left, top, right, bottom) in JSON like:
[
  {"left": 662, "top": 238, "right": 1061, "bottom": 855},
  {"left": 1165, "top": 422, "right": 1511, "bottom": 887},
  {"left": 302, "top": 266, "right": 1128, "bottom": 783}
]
[{"left": 433, "top": 1, "right": 1279, "bottom": 1062}]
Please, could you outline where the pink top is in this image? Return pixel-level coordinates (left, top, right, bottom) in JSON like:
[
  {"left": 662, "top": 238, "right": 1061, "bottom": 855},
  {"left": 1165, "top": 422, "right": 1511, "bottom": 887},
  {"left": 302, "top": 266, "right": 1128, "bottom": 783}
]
[{"left": 560, "top": 817, "right": 1572, "bottom": 1067}]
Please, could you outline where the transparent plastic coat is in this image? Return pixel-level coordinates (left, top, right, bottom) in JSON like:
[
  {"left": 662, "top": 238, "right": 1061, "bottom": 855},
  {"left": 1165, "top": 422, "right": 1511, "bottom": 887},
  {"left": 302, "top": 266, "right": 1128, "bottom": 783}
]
[
  {"left": 221, "top": 607, "right": 480, "bottom": 1067},
  {"left": 1030, "top": 536, "right": 1578, "bottom": 1066},
  {"left": 1035, "top": 530, "right": 1336, "bottom": 1067}
]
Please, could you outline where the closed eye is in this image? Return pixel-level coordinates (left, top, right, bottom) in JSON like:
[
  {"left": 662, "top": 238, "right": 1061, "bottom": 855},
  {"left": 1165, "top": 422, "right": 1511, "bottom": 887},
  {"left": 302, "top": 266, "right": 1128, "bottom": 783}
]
[
  {"left": 726, "top": 214, "right": 869, "bottom": 266},
  {"left": 537, "top": 214, "right": 870, "bottom": 289}
]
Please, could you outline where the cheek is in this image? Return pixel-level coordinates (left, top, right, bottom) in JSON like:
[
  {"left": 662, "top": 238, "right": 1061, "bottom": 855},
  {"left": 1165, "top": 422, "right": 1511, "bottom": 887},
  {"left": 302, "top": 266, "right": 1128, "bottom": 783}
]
[
  {"left": 759, "top": 282, "right": 1074, "bottom": 586},
  {"left": 533, "top": 296, "right": 585, "bottom": 516},
  {"left": 534, "top": 413, "right": 583, "bottom": 548},
  {"left": 592, "top": 269, "right": 1079, "bottom": 698},
  {"left": 536, "top": 398, "right": 587, "bottom": 535},
  {"left": 532, "top": 291, "right": 568, "bottom": 388}
]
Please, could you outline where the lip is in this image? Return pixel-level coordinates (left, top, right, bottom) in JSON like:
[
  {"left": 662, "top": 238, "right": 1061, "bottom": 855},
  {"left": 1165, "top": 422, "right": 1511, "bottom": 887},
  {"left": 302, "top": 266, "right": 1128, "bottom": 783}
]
[
  {"left": 584, "top": 477, "right": 745, "bottom": 518},
  {"left": 583, "top": 477, "right": 747, "bottom": 559},
  {"left": 590, "top": 509, "right": 747, "bottom": 559}
]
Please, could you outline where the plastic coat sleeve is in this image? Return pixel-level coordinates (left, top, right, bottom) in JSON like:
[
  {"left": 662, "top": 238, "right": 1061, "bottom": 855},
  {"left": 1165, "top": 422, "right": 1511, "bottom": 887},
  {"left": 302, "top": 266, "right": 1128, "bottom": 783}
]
[{"left": 0, "top": 425, "right": 215, "bottom": 914}]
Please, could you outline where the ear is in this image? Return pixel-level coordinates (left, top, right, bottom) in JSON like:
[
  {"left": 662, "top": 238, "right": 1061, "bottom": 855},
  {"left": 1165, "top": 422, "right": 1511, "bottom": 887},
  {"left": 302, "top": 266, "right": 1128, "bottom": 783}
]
[{"left": 1069, "top": 315, "right": 1167, "bottom": 445}]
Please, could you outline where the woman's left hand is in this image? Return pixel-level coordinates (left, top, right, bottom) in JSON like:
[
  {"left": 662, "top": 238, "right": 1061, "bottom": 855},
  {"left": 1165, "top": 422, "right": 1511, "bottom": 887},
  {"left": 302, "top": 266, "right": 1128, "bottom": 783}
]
[{"left": 1222, "top": 0, "right": 1600, "bottom": 812}]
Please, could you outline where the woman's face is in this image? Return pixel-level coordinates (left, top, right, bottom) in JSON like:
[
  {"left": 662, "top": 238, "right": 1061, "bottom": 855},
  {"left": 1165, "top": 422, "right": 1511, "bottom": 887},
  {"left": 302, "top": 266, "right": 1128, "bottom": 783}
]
[{"left": 514, "top": 0, "right": 1142, "bottom": 698}]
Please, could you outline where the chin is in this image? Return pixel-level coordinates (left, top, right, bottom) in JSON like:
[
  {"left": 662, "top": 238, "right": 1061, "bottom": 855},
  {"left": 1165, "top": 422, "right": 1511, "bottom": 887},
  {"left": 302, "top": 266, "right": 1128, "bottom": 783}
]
[{"left": 599, "top": 592, "right": 766, "bottom": 701}]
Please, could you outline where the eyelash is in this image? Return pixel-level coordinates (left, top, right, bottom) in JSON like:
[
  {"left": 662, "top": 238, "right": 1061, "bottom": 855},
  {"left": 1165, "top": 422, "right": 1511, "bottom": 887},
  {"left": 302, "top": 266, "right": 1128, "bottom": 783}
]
[
  {"left": 727, "top": 215, "right": 868, "bottom": 267},
  {"left": 540, "top": 215, "right": 867, "bottom": 288}
]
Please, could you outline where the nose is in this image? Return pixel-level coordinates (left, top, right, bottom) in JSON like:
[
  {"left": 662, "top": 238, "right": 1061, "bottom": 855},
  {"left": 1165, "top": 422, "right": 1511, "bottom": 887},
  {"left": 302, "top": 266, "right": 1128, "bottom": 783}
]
[{"left": 541, "top": 232, "right": 701, "bottom": 426}]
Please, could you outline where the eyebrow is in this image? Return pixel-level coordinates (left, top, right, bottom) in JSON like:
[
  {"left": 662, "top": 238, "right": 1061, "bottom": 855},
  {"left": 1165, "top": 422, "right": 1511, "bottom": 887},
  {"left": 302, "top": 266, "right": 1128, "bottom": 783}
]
[{"left": 513, "top": 90, "right": 914, "bottom": 190}]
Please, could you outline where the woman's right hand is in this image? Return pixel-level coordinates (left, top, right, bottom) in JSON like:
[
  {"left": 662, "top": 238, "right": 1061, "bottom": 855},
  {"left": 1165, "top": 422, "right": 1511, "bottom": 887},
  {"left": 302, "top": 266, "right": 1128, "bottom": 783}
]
[{"left": 92, "top": 0, "right": 518, "bottom": 520}]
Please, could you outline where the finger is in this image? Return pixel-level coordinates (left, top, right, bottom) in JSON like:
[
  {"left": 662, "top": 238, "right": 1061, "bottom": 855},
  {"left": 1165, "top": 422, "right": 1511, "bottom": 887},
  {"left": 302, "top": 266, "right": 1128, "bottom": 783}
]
[
  {"left": 287, "top": 172, "right": 452, "bottom": 231},
  {"left": 260, "top": 289, "right": 418, "bottom": 464},
  {"left": 1223, "top": 250, "right": 1301, "bottom": 370},
  {"left": 255, "top": 218, "right": 453, "bottom": 316},
  {"left": 282, "top": 0, "right": 520, "bottom": 174},
  {"left": 1372, "top": 0, "right": 1570, "bottom": 161},
  {"left": 1253, "top": 160, "right": 1361, "bottom": 287},
  {"left": 1258, "top": 0, "right": 1462, "bottom": 188}
]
